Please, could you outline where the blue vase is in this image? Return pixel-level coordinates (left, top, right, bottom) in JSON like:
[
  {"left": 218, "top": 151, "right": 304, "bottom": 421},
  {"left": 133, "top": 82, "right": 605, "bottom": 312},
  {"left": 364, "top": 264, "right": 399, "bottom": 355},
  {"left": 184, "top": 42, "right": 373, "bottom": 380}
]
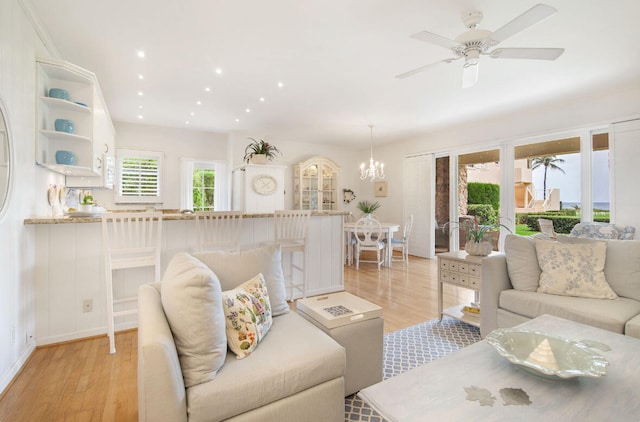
[{"left": 54, "top": 119, "right": 75, "bottom": 134}]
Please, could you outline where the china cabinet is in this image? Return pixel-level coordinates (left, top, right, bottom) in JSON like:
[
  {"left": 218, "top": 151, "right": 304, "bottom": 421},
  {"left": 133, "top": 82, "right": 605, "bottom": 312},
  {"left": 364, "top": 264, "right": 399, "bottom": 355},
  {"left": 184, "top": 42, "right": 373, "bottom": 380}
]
[
  {"left": 35, "top": 58, "right": 115, "bottom": 185},
  {"left": 294, "top": 156, "right": 340, "bottom": 211},
  {"left": 232, "top": 164, "right": 286, "bottom": 213}
]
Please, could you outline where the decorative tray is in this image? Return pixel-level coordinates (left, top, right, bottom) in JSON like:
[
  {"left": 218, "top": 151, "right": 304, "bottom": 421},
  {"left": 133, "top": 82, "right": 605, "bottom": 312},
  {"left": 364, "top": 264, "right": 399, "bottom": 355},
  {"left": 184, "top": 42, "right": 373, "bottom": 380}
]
[
  {"left": 66, "top": 211, "right": 103, "bottom": 218},
  {"left": 486, "top": 328, "right": 609, "bottom": 379}
]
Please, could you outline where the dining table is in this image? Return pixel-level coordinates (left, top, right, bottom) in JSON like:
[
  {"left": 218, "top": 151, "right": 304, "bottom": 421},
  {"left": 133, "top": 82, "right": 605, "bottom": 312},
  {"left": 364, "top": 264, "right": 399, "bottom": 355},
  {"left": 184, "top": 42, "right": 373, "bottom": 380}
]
[{"left": 343, "top": 221, "right": 400, "bottom": 267}]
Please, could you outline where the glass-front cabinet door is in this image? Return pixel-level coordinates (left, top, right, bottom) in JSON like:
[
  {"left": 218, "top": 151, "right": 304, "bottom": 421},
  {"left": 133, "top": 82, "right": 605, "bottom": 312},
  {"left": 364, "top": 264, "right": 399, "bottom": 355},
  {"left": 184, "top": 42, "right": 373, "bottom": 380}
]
[{"left": 294, "top": 157, "right": 340, "bottom": 211}]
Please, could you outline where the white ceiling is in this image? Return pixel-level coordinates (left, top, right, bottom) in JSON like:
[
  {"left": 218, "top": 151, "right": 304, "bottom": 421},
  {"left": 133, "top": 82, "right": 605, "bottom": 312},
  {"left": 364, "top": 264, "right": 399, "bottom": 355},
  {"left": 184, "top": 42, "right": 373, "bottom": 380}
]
[{"left": 27, "top": 0, "right": 640, "bottom": 147}]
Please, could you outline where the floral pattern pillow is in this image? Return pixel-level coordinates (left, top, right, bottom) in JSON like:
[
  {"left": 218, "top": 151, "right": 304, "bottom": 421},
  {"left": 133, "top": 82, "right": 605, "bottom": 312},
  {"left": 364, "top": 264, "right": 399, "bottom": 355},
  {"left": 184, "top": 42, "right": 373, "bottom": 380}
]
[
  {"left": 222, "top": 273, "right": 273, "bottom": 359},
  {"left": 535, "top": 238, "right": 618, "bottom": 299},
  {"left": 569, "top": 222, "right": 619, "bottom": 240}
]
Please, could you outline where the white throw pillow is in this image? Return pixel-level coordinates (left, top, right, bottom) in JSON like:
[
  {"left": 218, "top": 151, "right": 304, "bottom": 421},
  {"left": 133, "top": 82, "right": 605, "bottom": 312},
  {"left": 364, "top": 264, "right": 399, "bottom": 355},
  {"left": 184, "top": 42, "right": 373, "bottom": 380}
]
[
  {"left": 193, "top": 244, "right": 289, "bottom": 315},
  {"left": 535, "top": 238, "right": 618, "bottom": 299},
  {"left": 504, "top": 234, "right": 541, "bottom": 291},
  {"left": 161, "top": 253, "right": 227, "bottom": 388},
  {"left": 222, "top": 273, "right": 273, "bottom": 359}
]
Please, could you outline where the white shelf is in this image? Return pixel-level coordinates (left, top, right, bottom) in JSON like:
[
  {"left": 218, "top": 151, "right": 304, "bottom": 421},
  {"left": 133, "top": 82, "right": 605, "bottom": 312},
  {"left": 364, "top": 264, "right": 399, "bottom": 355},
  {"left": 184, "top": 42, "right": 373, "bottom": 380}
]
[
  {"left": 442, "top": 305, "right": 480, "bottom": 328},
  {"left": 40, "top": 96, "right": 92, "bottom": 113},
  {"left": 40, "top": 130, "right": 92, "bottom": 143},
  {"left": 37, "top": 162, "right": 99, "bottom": 177}
]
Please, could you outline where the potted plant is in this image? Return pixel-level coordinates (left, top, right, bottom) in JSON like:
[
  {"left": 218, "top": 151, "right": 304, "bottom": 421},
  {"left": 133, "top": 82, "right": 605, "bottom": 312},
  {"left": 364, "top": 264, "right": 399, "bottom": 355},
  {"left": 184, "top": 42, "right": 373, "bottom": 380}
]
[
  {"left": 243, "top": 138, "right": 282, "bottom": 164},
  {"left": 357, "top": 200, "right": 381, "bottom": 217},
  {"left": 443, "top": 218, "right": 511, "bottom": 256},
  {"left": 78, "top": 194, "right": 95, "bottom": 213}
]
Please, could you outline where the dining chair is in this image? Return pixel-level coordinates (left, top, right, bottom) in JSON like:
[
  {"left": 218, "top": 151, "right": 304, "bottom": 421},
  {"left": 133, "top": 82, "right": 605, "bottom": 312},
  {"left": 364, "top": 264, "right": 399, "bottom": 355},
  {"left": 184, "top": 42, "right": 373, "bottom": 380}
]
[
  {"left": 353, "top": 216, "right": 385, "bottom": 270},
  {"left": 386, "top": 214, "right": 414, "bottom": 264},
  {"left": 102, "top": 212, "right": 163, "bottom": 354},
  {"left": 195, "top": 211, "right": 243, "bottom": 252},
  {"left": 273, "top": 210, "right": 311, "bottom": 300}
]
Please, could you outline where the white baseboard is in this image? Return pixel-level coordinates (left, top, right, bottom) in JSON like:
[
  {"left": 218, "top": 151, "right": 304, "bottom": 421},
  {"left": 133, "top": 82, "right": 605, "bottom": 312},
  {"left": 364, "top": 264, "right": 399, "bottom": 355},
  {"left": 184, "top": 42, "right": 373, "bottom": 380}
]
[
  {"left": 0, "top": 342, "right": 36, "bottom": 396},
  {"left": 36, "top": 321, "right": 138, "bottom": 346}
]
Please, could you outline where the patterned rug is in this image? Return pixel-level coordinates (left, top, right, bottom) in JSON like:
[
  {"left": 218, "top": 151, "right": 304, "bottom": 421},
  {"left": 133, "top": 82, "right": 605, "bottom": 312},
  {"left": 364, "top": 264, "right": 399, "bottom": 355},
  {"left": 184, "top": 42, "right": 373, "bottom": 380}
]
[{"left": 344, "top": 318, "right": 481, "bottom": 421}]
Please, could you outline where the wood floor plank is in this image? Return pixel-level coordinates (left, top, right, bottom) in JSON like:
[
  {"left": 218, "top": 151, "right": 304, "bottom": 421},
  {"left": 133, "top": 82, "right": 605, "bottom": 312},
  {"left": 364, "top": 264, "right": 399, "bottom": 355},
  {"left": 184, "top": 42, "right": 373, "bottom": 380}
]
[{"left": 0, "top": 255, "right": 475, "bottom": 421}]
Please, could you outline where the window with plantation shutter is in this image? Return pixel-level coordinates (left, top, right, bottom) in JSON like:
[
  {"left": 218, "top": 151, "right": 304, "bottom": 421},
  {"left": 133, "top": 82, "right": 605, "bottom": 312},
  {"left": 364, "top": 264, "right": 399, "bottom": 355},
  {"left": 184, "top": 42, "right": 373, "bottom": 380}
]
[{"left": 115, "top": 149, "right": 163, "bottom": 204}]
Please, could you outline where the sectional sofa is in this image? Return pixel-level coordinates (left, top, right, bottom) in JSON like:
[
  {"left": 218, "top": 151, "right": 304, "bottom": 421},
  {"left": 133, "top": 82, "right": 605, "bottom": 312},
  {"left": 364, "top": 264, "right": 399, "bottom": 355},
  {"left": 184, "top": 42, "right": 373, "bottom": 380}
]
[
  {"left": 481, "top": 234, "right": 640, "bottom": 339},
  {"left": 137, "top": 244, "right": 346, "bottom": 422}
]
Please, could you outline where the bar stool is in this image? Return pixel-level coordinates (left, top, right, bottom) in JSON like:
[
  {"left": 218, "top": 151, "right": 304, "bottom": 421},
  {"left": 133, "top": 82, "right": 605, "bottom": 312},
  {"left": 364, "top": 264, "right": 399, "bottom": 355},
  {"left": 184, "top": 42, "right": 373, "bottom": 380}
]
[
  {"left": 195, "top": 211, "right": 243, "bottom": 252},
  {"left": 273, "top": 210, "right": 310, "bottom": 301},
  {"left": 102, "top": 212, "right": 163, "bottom": 354}
]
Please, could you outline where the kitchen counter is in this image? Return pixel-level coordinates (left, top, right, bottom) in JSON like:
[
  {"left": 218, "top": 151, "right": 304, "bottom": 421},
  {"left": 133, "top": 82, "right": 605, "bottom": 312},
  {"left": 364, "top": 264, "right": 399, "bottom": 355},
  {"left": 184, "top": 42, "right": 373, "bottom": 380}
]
[{"left": 24, "top": 210, "right": 349, "bottom": 225}]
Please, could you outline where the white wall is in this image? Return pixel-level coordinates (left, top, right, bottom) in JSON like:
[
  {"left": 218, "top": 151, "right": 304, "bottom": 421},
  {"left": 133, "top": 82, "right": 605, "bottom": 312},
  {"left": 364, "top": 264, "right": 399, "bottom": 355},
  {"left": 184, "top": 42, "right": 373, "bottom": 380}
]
[
  {"left": 91, "top": 121, "right": 230, "bottom": 210},
  {"left": 0, "top": 0, "right": 63, "bottom": 393}
]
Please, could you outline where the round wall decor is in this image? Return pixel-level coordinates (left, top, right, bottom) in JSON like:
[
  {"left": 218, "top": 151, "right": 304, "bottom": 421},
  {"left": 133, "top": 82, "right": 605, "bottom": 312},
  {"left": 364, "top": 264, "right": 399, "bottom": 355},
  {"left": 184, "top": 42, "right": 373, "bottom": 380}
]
[{"left": 253, "top": 174, "right": 278, "bottom": 195}]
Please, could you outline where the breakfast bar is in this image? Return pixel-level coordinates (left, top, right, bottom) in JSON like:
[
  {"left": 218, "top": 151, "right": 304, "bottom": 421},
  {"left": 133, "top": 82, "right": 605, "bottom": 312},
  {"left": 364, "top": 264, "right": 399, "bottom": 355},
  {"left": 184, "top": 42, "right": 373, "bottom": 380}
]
[{"left": 25, "top": 211, "right": 346, "bottom": 345}]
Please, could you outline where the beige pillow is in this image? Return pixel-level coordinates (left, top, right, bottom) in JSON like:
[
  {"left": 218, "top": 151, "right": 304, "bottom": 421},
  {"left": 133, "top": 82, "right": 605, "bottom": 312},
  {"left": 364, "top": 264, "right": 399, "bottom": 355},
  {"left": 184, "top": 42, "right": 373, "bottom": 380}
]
[
  {"left": 222, "top": 273, "right": 273, "bottom": 359},
  {"left": 504, "top": 234, "right": 541, "bottom": 291},
  {"left": 535, "top": 238, "right": 618, "bottom": 299},
  {"left": 193, "top": 244, "right": 289, "bottom": 315},
  {"left": 161, "top": 253, "right": 227, "bottom": 387}
]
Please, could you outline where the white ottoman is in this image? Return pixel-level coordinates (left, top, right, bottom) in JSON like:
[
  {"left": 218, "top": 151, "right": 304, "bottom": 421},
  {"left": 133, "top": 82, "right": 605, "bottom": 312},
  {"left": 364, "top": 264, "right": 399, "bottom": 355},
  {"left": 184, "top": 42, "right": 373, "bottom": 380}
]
[{"left": 297, "top": 292, "right": 384, "bottom": 396}]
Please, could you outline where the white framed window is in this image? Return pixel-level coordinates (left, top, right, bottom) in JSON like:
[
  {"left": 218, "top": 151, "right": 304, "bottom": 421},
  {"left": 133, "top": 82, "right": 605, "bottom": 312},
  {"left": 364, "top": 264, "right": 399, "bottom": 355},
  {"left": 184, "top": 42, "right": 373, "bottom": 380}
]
[
  {"left": 115, "top": 149, "right": 163, "bottom": 204},
  {"left": 180, "top": 158, "right": 228, "bottom": 211}
]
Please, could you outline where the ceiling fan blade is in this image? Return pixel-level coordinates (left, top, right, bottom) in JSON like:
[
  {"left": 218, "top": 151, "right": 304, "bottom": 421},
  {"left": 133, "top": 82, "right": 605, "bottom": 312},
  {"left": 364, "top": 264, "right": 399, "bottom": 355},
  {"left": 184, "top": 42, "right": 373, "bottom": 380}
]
[
  {"left": 410, "top": 31, "right": 463, "bottom": 50},
  {"left": 489, "top": 4, "right": 557, "bottom": 44},
  {"left": 490, "top": 47, "right": 564, "bottom": 60},
  {"left": 395, "top": 58, "right": 457, "bottom": 79},
  {"left": 461, "top": 62, "right": 479, "bottom": 88}
]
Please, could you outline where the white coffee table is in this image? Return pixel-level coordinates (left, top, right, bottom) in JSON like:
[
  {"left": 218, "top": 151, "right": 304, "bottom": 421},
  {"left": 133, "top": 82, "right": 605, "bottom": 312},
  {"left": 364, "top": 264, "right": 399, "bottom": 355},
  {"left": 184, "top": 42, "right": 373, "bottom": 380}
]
[
  {"left": 359, "top": 314, "right": 640, "bottom": 421},
  {"left": 297, "top": 291, "right": 383, "bottom": 396}
]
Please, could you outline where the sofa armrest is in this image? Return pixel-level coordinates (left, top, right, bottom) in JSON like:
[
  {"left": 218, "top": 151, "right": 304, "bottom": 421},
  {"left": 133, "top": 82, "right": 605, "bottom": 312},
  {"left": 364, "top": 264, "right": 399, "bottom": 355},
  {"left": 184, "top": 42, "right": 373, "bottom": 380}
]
[
  {"left": 480, "top": 254, "right": 513, "bottom": 338},
  {"left": 138, "top": 282, "right": 188, "bottom": 422}
]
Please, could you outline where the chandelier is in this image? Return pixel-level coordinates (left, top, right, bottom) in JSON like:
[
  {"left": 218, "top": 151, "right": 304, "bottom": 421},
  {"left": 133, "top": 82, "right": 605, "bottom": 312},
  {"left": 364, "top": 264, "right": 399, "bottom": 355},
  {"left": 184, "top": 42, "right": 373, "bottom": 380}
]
[{"left": 360, "top": 124, "right": 385, "bottom": 181}]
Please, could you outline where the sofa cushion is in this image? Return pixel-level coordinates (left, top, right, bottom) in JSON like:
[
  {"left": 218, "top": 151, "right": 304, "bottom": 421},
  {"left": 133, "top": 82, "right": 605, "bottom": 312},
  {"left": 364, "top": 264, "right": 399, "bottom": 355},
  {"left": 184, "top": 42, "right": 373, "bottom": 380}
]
[
  {"left": 535, "top": 238, "right": 618, "bottom": 299},
  {"left": 499, "top": 289, "right": 640, "bottom": 334},
  {"left": 222, "top": 273, "right": 273, "bottom": 359},
  {"left": 570, "top": 222, "right": 619, "bottom": 239},
  {"left": 194, "top": 244, "right": 289, "bottom": 316},
  {"left": 161, "top": 253, "right": 227, "bottom": 388},
  {"left": 558, "top": 237, "right": 640, "bottom": 301},
  {"left": 615, "top": 224, "right": 636, "bottom": 240},
  {"left": 504, "top": 234, "right": 540, "bottom": 291},
  {"left": 625, "top": 314, "right": 640, "bottom": 339},
  {"left": 186, "top": 312, "right": 345, "bottom": 422}
]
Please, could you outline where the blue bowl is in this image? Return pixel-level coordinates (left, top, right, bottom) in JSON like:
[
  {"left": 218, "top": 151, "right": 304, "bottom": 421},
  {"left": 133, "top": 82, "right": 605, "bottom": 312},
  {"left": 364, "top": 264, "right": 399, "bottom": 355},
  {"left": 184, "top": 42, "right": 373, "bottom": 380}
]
[
  {"left": 55, "top": 150, "right": 76, "bottom": 165},
  {"left": 54, "top": 119, "right": 75, "bottom": 134},
  {"left": 48, "top": 88, "right": 69, "bottom": 101}
]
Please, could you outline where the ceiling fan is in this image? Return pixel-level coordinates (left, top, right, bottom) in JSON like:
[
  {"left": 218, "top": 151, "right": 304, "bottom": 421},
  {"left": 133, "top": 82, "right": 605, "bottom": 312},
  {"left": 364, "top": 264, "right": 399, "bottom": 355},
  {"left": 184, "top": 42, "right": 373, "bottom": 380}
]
[{"left": 396, "top": 3, "right": 565, "bottom": 88}]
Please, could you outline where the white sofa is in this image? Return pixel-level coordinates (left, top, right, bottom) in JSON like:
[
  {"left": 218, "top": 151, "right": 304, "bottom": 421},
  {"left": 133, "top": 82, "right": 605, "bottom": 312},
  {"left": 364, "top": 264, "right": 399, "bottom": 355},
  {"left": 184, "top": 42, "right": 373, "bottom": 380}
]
[
  {"left": 138, "top": 245, "right": 346, "bottom": 422},
  {"left": 480, "top": 234, "right": 640, "bottom": 339}
]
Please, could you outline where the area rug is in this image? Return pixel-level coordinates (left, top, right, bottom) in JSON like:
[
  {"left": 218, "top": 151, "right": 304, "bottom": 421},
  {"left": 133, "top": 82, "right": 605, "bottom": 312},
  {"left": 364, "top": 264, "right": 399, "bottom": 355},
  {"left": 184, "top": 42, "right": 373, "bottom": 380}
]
[{"left": 344, "top": 317, "right": 481, "bottom": 421}]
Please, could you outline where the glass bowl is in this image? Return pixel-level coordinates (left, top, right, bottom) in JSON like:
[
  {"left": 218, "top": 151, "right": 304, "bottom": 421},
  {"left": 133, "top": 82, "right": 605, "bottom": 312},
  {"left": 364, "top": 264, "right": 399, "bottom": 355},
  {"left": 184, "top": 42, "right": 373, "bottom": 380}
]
[{"left": 486, "top": 328, "right": 609, "bottom": 379}]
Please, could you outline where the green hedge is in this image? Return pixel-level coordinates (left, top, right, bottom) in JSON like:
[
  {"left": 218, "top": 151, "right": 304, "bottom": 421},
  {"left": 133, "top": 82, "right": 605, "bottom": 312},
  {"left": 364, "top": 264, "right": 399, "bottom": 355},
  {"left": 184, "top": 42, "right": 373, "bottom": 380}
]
[
  {"left": 467, "top": 204, "right": 497, "bottom": 225},
  {"left": 522, "top": 214, "right": 610, "bottom": 234},
  {"left": 468, "top": 182, "right": 500, "bottom": 211}
]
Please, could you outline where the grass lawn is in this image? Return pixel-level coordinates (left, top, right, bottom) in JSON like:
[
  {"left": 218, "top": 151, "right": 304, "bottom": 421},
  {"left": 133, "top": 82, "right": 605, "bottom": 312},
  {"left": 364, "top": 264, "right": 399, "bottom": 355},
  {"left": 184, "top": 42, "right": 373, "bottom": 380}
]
[{"left": 515, "top": 224, "right": 538, "bottom": 236}]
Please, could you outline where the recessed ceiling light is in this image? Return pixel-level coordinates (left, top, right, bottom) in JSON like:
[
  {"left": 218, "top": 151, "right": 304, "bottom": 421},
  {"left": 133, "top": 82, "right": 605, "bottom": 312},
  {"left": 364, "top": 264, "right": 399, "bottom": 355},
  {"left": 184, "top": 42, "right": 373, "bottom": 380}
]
[
  {"left": 215, "top": 68, "right": 222, "bottom": 75},
  {"left": 259, "top": 97, "right": 265, "bottom": 102},
  {"left": 137, "top": 50, "right": 145, "bottom": 58},
  {"left": 138, "top": 74, "right": 144, "bottom": 80},
  {"left": 185, "top": 121, "right": 190, "bottom": 125},
  {"left": 235, "top": 118, "right": 240, "bottom": 122},
  {"left": 138, "top": 91, "right": 144, "bottom": 96},
  {"left": 137, "top": 115, "right": 143, "bottom": 119},
  {"left": 204, "top": 87, "right": 211, "bottom": 92},
  {"left": 277, "top": 82, "right": 284, "bottom": 88},
  {"left": 196, "top": 101, "right": 202, "bottom": 105},
  {"left": 245, "top": 108, "right": 251, "bottom": 113},
  {"left": 138, "top": 105, "right": 144, "bottom": 109},
  {"left": 190, "top": 112, "right": 195, "bottom": 116}
]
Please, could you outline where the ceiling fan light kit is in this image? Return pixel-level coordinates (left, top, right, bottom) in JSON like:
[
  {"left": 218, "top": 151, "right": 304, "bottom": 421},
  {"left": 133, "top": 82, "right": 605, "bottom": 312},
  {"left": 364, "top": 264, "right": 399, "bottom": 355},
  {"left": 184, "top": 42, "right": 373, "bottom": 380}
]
[{"left": 397, "top": 3, "right": 565, "bottom": 88}]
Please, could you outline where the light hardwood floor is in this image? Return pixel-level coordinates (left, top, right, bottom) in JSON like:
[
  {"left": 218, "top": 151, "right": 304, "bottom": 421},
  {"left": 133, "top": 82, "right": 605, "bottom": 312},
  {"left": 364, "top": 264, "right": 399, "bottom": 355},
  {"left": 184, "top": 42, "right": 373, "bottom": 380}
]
[{"left": 0, "top": 254, "right": 473, "bottom": 421}]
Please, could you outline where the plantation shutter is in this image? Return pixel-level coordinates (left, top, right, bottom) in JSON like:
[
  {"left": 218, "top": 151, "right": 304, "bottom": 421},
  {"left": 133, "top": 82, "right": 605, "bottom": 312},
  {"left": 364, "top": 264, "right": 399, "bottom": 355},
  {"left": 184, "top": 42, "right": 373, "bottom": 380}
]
[{"left": 115, "top": 149, "right": 163, "bottom": 203}]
